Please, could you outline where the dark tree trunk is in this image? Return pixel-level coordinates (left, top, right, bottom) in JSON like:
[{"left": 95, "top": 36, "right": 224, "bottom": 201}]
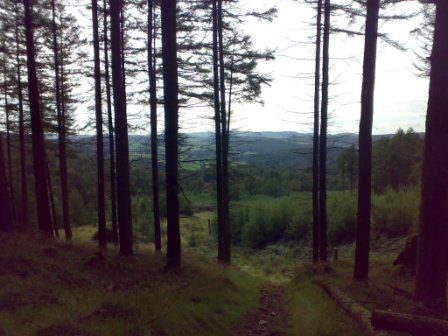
[
  {"left": 312, "top": 0, "right": 322, "bottom": 264},
  {"left": 319, "top": 0, "right": 330, "bottom": 262},
  {"left": 120, "top": 3, "right": 126, "bottom": 113},
  {"left": 15, "top": 8, "right": 28, "bottom": 227},
  {"left": 110, "top": 0, "right": 133, "bottom": 256},
  {"left": 161, "top": 0, "right": 181, "bottom": 268},
  {"left": 371, "top": 309, "right": 448, "bottom": 335},
  {"left": 23, "top": 0, "right": 53, "bottom": 236},
  {"left": 147, "top": 0, "right": 161, "bottom": 251},
  {"left": 92, "top": 0, "right": 107, "bottom": 250},
  {"left": 103, "top": 0, "right": 118, "bottom": 245},
  {"left": 51, "top": 0, "right": 71, "bottom": 240},
  {"left": 46, "top": 163, "right": 58, "bottom": 237},
  {"left": 0, "top": 132, "right": 12, "bottom": 231},
  {"left": 3, "top": 79, "right": 15, "bottom": 223},
  {"left": 212, "top": 0, "right": 224, "bottom": 262},
  {"left": 353, "top": 0, "right": 380, "bottom": 282},
  {"left": 415, "top": 1, "right": 448, "bottom": 316},
  {"left": 58, "top": 30, "right": 72, "bottom": 240},
  {"left": 217, "top": 0, "right": 231, "bottom": 265}
]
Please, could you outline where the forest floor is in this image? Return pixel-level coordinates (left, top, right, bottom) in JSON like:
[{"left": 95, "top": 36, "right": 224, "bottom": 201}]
[
  {"left": 0, "top": 232, "right": 263, "bottom": 335},
  {"left": 232, "top": 284, "right": 288, "bottom": 336},
  {"left": 0, "top": 229, "right": 366, "bottom": 336}
]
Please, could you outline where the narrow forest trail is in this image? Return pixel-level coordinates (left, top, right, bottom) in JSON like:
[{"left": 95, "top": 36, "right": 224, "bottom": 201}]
[{"left": 232, "top": 283, "right": 289, "bottom": 336}]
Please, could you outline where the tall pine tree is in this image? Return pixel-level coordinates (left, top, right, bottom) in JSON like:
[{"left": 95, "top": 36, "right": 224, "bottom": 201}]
[
  {"left": 353, "top": 0, "right": 380, "bottom": 281},
  {"left": 110, "top": 0, "right": 133, "bottom": 256},
  {"left": 161, "top": 0, "right": 181, "bottom": 268}
]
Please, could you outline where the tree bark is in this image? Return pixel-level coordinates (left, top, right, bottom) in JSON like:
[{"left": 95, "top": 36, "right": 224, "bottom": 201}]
[
  {"left": 415, "top": 0, "right": 448, "bottom": 316},
  {"left": 92, "top": 0, "right": 107, "bottom": 250},
  {"left": 58, "top": 28, "right": 72, "bottom": 240},
  {"left": 212, "top": 0, "right": 224, "bottom": 262},
  {"left": 3, "top": 77, "right": 15, "bottom": 224},
  {"left": 147, "top": 0, "right": 161, "bottom": 252},
  {"left": 103, "top": 0, "right": 118, "bottom": 245},
  {"left": 4, "top": 83, "right": 16, "bottom": 223},
  {"left": 319, "top": 0, "right": 330, "bottom": 262},
  {"left": 23, "top": 0, "right": 53, "bottom": 236},
  {"left": 312, "top": 0, "right": 322, "bottom": 264},
  {"left": 51, "top": 0, "right": 72, "bottom": 240},
  {"left": 354, "top": 0, "right": 380, "bottom": 282},
  {"left": 110, "top": 0, "right": 133, "bottom": 256},
  {"left": 161, "top": 0, "right": 181, "bottom": 268},
  {"left": 0, "top": 133, "right": 12, "bottom": 231},
  {"left": 371, "top": 309, "right": 448, "bottom": 335},
  {"left": 15, "top": 7, "right": 28, "bottom": 228},
  {"left": 120, "top": 4, "right": 126, "bottom": 109},
  {"left": 217, "top": 0, "right": 231, "bottom": 265},
  {"left": 46, "top": 163, "right": 58, "bottom": 237}
]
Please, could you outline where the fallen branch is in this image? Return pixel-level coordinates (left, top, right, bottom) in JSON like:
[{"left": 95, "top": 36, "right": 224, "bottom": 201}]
[
  {"left": 313, "top": 277, "right": 389, "bottom": 336},
  {"left": 372, "top": 309, "right": 448, "bottom": 336}
]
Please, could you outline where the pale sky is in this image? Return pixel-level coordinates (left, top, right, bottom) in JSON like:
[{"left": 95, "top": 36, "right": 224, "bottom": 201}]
[
  {"left": 223, "top": 0, "right": 429, "bottom": 135},
  {"left": 70, "top": 0, "right": 430, "bottom": 135}
]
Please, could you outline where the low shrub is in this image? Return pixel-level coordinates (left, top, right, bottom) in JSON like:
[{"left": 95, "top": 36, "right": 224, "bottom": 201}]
[
  {"left": 132, "top": 195, "right": 153, "bottom": 243},
  {"left": 372, "top": 188, "right": 419, "bottom": 238},
  {"left": 328, "top": 193, "right": 357, "bottom": 246},
  {"left": 239, "top": 197, "right": 311, "bottom": 249}
]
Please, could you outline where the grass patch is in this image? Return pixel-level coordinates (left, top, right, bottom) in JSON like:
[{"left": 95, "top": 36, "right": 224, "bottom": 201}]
[
  {"left": 324, "top": 258, "right": 417, "bottom": 316},
  {"left": 0, "top": 233, "right": 262, "bottom": 336},
  {"left": 286, "top": 271, "right": 364, "bottom": 336}
]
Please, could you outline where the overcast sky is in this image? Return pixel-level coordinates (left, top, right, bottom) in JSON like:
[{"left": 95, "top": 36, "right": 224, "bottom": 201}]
[
  {"left": 70, "top": 0, "right": 430, "bottom": 135},
  {"left": 221, "top": 0, "right": 430, "bottom": 135}
]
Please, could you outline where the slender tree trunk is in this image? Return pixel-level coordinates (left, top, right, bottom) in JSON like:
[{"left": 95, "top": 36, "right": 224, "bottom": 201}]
[
  {"left": 161, "top": 0, "right": 181, "bottom": 268},
  {"left": 15, "top": 9, "right": 28, "bottom": 228},
  {"left": 23, "top": 0, "right": 53, "bottom": 236},
  {"left": 3, "top": 79, "right": 16, "bottom": 222},
  {"left": 110, "top": 0, "right": 133, "bottom": 256},
  {"left": 51, "top": 0, "right": 71, "bottom": 240},
  {"left": 120, "top": 3, "right": 126, "bottom": 114},
  {"left": 46, "top": 163, "right": 59, "bottom": 237},
  {"left": 92, "top": 0, "right": 107, "bottom": 249},
  {"left": 0, "top": 132, "right": 12, "bottom": 231},
  {"left": 212, "top": 0, "right": 224, "bottom": 262},
  {"left": 415, "top": 1, "right": 448, "bottom": 316},
  {"left": 103, "top": 0, "right": 118, "bottom": 245},
  {"left": 58, "top": 30, "right": 72, "bottom": 240},
  {"left": 147, "top": 0, "right": 161, "bottom": 251},
  {"left": 312, "top": 0, "right": 322, "bottom": 264},
  {"left": 319, "top": 0, "right": 330, "bottom": 262},
  {"left": 217, "top": 0, "right": 231, "bottom": 265},
  {"left": 227, "top": 57, "right": 233, "bottom": 135},
  {"left": 353, "top": 0, "right": 380, "bottom": 282}
]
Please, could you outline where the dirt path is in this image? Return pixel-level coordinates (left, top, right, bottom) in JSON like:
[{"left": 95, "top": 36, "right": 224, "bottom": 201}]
[{"left": 233, "top": 284, "right": 289, "bottom": 336}]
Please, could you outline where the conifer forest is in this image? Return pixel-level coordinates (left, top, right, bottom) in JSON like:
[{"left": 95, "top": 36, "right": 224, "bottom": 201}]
[{"left": 0, "top": 0, "right": 447, "bottom": 335}]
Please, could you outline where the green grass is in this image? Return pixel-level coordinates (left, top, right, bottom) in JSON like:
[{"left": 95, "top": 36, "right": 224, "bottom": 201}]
[
  {"left": 324, "top": 258, "right": 418, "bottom": 316},
  {"left": 188, "top": 192, "right": 215, "bottom": 207},
  {"left": 286, "top": 271, "right": 364, "bottom": 336},
  {"left": 0, "top": 233, "right": 262, "bottom": 336},
  {"left": 1, "top": 202, "right": 410, "bottom": 336}
]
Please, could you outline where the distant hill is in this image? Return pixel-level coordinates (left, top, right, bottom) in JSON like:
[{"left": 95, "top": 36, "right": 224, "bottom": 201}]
[{"left": 67, "top": 131, "right": 408, "bottom": 169}]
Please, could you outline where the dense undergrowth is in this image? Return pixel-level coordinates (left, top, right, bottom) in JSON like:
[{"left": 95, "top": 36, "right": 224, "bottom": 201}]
[{"left": 207, "top": 188, "right": 419, "bottom": 250}]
